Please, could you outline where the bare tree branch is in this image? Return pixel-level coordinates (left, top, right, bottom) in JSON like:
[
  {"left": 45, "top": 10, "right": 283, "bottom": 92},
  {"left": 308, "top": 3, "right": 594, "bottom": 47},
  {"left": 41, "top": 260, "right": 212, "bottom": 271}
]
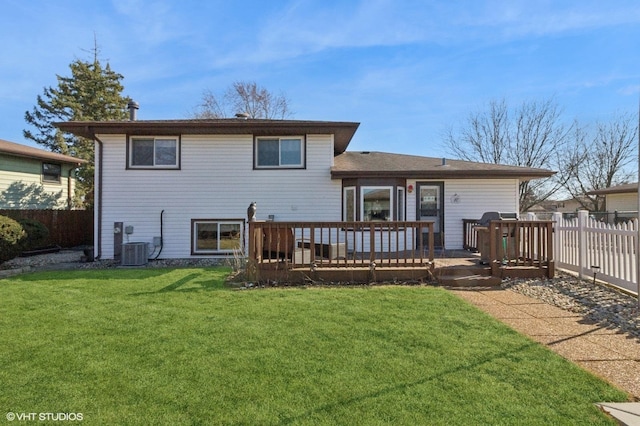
[
  {"left": 191, "top": 81, "right": 293, "bottom": 119},
  {"left": 562, "top": 111, "right": 637, "bottom": 211},
  {"left": 444, "top": 97, "right": 570, "bottom": 212}
]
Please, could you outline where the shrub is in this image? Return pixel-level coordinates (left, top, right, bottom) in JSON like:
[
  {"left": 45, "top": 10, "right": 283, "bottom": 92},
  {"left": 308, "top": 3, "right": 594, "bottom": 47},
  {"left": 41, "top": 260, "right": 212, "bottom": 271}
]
[
  {"left": 0, "top": 215, "right": 25, "bottom": 263},
  {"left": 18, "top": 218, "right": 50, "bottom": 251}
]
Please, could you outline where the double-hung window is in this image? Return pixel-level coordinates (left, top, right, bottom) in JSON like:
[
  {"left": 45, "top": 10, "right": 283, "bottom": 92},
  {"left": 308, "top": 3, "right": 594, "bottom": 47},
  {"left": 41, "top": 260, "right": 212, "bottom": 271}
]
[
  {"left": 42, "top": 163, "right": 62, "bottom": 183},
  {"left": 129, "top": 137, "right": 179, "bottom": 169},
  {"left": 255, "top": 137, "right": 304, "bottom": 168}
]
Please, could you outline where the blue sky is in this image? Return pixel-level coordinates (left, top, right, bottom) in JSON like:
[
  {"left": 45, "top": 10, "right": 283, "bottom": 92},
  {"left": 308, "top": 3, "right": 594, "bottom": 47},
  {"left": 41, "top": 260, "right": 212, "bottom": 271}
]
[{"left": 1, "top": 0, "right": 639, "bottom": 158}]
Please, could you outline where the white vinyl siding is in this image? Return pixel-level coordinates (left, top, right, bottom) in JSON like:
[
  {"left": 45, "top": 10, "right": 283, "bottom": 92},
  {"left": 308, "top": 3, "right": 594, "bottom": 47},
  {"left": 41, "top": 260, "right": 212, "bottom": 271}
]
[
  {"left": 97, "top": 133, "right": 340, "bottom": 259},
  {"left": 405, "top": 179, "right": 519, "bottom": 250}
]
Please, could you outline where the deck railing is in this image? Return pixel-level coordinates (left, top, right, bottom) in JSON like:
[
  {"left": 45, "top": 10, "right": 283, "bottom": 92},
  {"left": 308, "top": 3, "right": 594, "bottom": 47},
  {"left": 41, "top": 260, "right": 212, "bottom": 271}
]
[
  {"left": 462, "top": 219, "right": 480, "bottom": 251},
  {"left": 248, "top": 221, "right": 435, "bottom": 271},
  {"left": 475, "top": 220, "right": 555, "bottom": 278}
]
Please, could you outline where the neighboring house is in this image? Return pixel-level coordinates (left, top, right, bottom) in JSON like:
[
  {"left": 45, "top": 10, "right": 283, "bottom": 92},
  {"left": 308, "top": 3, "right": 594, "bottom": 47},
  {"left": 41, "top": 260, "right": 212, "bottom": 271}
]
[
  {"left": 555, "top": 197, "right": 591, "bottom": 214},
  {"left": 0, "top": 139, "right": 86, "bottom": 209},
  {"left": 56, "top": 118, "right": 554, "bottom": 260},
  {"left": 526, "top": 197, "right": 590, "bottom": 216},
  {"left": 587, "top": 183, "right": 638, "bottom": 222}
]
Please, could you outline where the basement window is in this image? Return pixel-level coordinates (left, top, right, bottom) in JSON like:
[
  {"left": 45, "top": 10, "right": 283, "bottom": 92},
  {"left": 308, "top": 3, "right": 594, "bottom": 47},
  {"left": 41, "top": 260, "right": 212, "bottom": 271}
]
[{"left": 191, "top": 220, "right": 243, "bottom": 255}]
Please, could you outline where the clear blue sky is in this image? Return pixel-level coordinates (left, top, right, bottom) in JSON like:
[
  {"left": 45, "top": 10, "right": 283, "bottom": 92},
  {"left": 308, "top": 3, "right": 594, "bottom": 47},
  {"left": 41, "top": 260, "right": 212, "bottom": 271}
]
[{"left": 1, "top": 0, "right": 639, "bottom": 159}]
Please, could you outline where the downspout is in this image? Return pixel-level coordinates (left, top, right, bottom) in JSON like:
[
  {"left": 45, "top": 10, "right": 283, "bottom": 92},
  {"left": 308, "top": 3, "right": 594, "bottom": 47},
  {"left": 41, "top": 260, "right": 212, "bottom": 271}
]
[
  {"left": 92, "top": 131, "right": 104, "bottom": 260},
  {"left": 66, "top": 167, "right": 73, "bottom": 209}
]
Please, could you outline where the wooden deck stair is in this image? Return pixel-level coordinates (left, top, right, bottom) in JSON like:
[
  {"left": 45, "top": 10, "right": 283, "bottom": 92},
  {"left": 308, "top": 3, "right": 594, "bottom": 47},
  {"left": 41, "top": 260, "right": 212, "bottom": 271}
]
[{"left": 434, "top": 265, "right": 502, "bottom": 287}]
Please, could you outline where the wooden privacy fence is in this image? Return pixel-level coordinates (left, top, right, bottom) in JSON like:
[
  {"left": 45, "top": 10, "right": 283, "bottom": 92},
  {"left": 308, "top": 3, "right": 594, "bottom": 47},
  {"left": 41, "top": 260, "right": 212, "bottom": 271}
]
[
  {"left": 0, "top": 209, "right": 93, "bottom": 248},
  {"left": 551, "top": 210, "right": 637, "bottom": 294}
]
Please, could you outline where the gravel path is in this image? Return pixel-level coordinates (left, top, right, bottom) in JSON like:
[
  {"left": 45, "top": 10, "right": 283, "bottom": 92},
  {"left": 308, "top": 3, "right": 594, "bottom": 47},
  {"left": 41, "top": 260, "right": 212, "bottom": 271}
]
[{"left": 502, "top": 273, "right": 639, "bottom": 339}]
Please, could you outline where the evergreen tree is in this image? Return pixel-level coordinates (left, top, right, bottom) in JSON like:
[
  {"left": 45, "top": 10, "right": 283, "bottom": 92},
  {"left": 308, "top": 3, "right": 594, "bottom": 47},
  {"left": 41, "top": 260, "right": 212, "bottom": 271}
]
[{"left": 24, "top": 49, "right": 130, "bottom": 208}]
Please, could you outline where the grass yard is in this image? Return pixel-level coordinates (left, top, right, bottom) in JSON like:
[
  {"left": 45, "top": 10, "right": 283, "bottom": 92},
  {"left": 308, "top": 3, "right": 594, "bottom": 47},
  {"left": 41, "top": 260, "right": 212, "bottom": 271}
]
[{"left": 0, "top": 268, "right": 629, "bottom": 425}]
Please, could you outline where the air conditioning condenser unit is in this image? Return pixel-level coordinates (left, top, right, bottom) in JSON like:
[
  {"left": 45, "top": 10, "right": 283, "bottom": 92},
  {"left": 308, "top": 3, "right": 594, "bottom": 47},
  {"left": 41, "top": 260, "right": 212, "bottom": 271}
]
[{"left": 122, "top": 242, "right": 148, "bottom": 266}]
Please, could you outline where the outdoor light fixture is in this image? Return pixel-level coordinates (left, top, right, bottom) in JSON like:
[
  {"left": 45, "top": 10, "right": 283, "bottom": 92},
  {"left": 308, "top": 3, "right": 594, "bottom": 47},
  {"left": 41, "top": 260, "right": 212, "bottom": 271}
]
[
  {"left": 407, "top": 184, "right": 414, "bottom": 193},
  {"left": 591, "top": 265, "right": 600, "bottom": 285}
]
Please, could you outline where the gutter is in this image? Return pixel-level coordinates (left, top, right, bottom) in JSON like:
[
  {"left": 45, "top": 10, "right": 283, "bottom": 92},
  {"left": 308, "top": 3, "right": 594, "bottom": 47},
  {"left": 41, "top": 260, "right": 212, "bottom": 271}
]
[{"left": 67, "top": 168, "right": 73, "bottom": 209}]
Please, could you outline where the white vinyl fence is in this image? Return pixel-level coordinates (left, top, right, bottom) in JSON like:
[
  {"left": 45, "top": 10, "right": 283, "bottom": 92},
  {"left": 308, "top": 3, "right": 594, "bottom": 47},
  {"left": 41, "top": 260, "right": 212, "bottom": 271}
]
[{"left": 550, "top": 211, "right": 638, "bottom": 294}]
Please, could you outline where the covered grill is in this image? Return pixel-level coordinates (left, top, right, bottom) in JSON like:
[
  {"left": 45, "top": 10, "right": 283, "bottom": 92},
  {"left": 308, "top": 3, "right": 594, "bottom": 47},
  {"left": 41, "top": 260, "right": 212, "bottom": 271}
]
[
  {"left": 476, "top": 211, "right": 518, "bottom": 264},
  {"left": 477, "top": 211, "right": 518, "bottom": 226}
]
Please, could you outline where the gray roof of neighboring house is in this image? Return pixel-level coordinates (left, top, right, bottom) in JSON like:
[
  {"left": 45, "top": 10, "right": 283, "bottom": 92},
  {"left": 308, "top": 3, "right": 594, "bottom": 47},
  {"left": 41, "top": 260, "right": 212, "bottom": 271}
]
[
  {"left": 332, "top": 151, "right": 555, "bottom": 180},
  {"left": 587, "top": 183, "right": 638, "bottom": 195},
  {"left": 55, "top": 118, "right": 360, "bottom": 155},
  {"left": 0, "top": 139, "right": 86, "bottom": 165}
]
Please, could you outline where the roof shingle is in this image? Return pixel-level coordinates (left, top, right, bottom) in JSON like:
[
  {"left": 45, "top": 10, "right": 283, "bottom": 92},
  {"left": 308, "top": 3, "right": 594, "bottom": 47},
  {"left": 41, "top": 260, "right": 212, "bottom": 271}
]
[{"left": 332, "top": 151, "right": 555, "bottom": 180}]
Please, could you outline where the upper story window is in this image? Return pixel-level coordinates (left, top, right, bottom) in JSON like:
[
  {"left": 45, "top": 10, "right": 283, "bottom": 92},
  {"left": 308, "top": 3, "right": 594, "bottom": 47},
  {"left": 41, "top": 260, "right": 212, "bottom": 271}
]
[
  {"left": 255, "top": 137, "right": 305, "bottom": 169},
  {"left": 129, "top": 137, "right": 180, "bottom": 169},
  {"left": 42, "top": 163, "right": 61, "bottom": 183}
]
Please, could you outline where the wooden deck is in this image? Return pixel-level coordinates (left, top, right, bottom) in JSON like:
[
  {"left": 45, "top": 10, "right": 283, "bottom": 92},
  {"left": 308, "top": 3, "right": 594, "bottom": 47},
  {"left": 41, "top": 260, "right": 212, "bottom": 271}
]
[{"left": 248, "top": 221, "right": 554, "bottom": 285}]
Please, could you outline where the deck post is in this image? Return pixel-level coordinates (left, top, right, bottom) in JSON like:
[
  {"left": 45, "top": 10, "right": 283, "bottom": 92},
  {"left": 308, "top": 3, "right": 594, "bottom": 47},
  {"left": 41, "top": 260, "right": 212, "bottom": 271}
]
[
  {"left": 489, "top": 221, "right": 499, "bottom": 276},
  {"left": 246, "top": 221, "right": 261, "bottom": 282}
]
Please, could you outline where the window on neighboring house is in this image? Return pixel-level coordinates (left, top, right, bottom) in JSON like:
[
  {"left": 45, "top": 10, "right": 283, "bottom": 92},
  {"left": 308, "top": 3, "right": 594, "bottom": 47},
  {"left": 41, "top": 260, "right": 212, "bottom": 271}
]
[
  {"left": 42, "top": 163, "right": 61, "bottom": 183},
  {"left": 129, "top": 137, "right": 179, "bottom": 168},
  {"left": 255, "top": 137, "right": 304, "bottom": 168},
  {"left": 191, "top": 220, "right": 243, "bottom": 254}
]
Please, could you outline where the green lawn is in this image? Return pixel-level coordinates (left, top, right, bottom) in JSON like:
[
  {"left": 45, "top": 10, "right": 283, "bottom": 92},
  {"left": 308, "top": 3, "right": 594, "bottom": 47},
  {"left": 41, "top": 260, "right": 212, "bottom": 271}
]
[{"left": 0, "top": 268, "right": 628, "bottom": 425}]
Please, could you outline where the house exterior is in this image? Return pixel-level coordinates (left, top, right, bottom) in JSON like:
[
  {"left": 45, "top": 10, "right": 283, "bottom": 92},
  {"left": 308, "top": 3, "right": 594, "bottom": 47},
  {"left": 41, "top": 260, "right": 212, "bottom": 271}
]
[
  {"left": 587, "top": 183, "right": 638, "bottom": 222},
  {"left": 526, "top": 197, "right": 590, "bottom": 218},
  {"left": 0, "top": 138, "right": 85, "bottom": 209},
  {"left": 56, "top": 118, "right": 554, "bottom": 260}
]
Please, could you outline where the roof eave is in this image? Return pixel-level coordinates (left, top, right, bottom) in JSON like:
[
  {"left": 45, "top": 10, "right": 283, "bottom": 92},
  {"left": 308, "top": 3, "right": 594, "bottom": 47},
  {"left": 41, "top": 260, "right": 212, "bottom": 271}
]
[
  {"left": 330, "top": 169, "right": 555, "bottom": 180},
  {"left": 54, "top": 120, "right": 360, "bottom": 155},
  {"left": 0, "top": 147, "right": 86, "bottom": 165}
]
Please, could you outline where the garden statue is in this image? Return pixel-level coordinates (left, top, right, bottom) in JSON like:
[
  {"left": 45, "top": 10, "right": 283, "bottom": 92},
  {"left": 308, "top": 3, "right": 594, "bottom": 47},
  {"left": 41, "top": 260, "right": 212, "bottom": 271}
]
[{"left": 247, "top": 202, "right": 257, "bottom": 222}]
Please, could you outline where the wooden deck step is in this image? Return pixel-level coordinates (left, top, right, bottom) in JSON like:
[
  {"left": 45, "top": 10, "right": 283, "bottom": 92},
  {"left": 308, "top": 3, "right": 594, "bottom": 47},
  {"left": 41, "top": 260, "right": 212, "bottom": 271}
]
[
  {"left": 434, "top": 264, "right": 502, "bottom": 287},
  {"left": 437, "top": 274, "right": 502, "bottom": 287},
  {"left": 433, "top": 264, "right": 492, "bottom": 278}
]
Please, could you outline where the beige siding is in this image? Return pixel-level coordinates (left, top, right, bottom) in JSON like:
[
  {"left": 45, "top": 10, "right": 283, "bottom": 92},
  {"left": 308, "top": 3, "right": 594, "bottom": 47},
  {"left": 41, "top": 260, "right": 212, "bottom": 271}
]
[
  {"left": 606, "top": 193, "right": 637, "bottom": 213},
  {"left": 0, "top": 155, "right": 74, "bottom": 209},
  {"left": 98, "top": 133, "right": 341, "bottom": 259}
]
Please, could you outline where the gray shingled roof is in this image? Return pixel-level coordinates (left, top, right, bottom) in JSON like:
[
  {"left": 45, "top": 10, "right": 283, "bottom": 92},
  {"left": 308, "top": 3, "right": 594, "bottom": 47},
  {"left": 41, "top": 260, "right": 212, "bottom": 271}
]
[
  {"left": 332, "top": 151, "right": 555, "bottom": 180},
  {"left": 587, "top": 183, "right": 638, "bottom": 195},
  {"left": 0, "top": 139, "right": 86, "bottom": 165},
  {"left": 55, "top": 118, "right": 360, "bottom": 155}
]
